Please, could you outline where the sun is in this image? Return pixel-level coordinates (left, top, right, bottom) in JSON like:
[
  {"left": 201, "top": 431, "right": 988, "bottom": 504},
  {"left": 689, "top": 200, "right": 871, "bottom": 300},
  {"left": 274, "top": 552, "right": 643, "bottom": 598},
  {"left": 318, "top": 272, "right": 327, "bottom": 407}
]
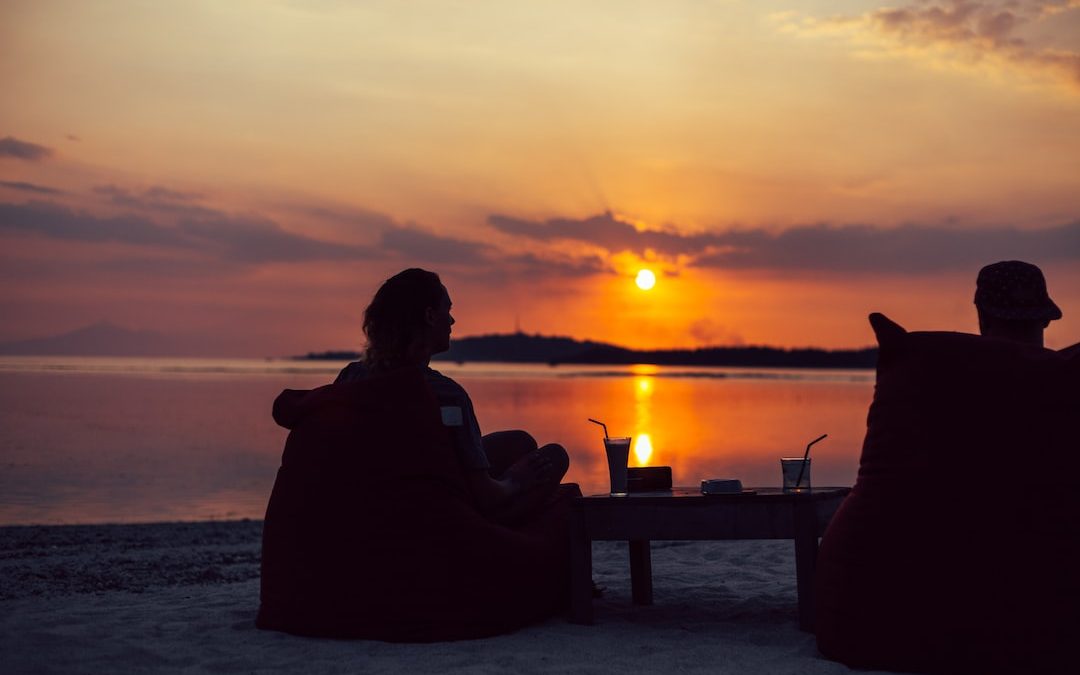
[{"left": 635, "top": 269, "right": 656, "bottom": 291}]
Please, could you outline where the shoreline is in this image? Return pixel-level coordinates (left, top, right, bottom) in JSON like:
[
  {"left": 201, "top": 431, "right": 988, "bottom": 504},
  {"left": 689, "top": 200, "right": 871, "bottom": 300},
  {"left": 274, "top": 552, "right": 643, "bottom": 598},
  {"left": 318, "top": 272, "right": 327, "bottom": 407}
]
[{"left": 0, "top": 519, "right": 903, "bottom": 674}]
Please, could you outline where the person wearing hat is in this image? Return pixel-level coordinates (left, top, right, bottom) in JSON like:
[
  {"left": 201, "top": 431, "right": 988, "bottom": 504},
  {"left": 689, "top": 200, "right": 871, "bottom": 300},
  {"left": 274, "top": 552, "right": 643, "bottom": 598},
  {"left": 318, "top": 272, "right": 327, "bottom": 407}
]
[{"left": 974, "top": 260, "right": 1062, "bottom": 348}]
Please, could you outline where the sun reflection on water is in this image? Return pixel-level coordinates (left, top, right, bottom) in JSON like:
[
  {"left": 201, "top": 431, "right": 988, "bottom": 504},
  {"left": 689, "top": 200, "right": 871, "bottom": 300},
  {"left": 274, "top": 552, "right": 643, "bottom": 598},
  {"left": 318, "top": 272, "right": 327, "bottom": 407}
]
[
  {"left": 633, "top": 372, "right": 655, "bottom": 466},
  {"left": 634, "top": 433, "right": 654, "bottom": 465}
]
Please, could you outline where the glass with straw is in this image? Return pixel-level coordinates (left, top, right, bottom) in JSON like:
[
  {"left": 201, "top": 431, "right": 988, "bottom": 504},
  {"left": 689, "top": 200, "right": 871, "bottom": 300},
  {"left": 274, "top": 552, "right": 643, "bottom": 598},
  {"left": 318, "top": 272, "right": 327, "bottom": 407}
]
[
  {"left": 589, "top": 418, "right": 631, "bottom": 496},
  {"left": 781, "top": 433, "right": 827, "bottom": 493}
]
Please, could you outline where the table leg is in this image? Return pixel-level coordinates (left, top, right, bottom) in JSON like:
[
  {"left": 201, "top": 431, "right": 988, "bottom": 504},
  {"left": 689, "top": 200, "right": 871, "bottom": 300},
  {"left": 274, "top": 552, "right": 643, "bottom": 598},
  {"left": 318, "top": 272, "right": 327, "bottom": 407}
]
[
  {"left": 629, "top": 540, "right": 653, "bottom": 605},
  {"left": 793, "top": 499, "right": 818, "bottom": 633},
  {"left": 569, "top": 507, "right": 593, "bottom": 625}
]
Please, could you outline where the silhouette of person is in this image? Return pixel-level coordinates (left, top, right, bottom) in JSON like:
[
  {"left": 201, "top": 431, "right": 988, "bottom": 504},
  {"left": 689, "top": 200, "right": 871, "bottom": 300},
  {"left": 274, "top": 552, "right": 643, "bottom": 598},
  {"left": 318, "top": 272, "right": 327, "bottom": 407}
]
[
  {"left": 335, "top": 268, "right": 571, "bottom": 523},
  {"left": 974, "top": 260, "right": 1061, "bottom": 348}
]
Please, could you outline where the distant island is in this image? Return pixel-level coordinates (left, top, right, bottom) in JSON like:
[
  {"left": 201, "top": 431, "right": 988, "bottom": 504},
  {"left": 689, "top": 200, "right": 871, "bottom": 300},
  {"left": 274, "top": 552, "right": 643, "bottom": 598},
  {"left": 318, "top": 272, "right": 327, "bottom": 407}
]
[
  {"left": 0, "top": 321, "right": 185, "bottom": 357},
  {"left": 301, "top": 332, "right": 878, "bottom": 370},
  {"left": 1, "top": 323, "right": 876, "bottom": 368}
]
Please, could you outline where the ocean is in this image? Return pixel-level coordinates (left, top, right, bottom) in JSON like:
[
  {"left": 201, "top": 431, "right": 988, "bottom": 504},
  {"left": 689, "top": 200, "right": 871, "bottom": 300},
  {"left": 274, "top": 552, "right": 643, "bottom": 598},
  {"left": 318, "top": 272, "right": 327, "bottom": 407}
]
[{"left": 0, "top": 356, "right": 875, "bottom": 525}]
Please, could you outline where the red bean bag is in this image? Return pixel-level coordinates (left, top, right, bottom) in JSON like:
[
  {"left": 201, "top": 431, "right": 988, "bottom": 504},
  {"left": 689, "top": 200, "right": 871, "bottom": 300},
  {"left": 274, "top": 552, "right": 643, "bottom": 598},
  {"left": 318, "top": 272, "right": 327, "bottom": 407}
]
[
  {"left": 255, "top": 367, "right": 574, "bottom": 642},
  {"left": 815, "top": 313, "right": 1080, "bottom": 673}
]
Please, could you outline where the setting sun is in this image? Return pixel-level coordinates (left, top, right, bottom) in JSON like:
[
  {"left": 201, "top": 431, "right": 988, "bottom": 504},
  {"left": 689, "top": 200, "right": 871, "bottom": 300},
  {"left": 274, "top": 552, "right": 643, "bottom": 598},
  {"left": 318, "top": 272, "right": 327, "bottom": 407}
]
[{"left": 635, "top": 269, "right": 657, "bottom": 291}]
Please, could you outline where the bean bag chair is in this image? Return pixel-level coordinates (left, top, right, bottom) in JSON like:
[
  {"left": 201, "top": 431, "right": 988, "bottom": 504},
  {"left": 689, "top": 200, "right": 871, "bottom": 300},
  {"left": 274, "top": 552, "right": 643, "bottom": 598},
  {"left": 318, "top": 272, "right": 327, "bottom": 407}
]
[
  {"left": 815, "top": 313, "right": 1080, "bottom": 674},
  {"left": 255, "top": 367, "right": 575, "bottom": 642}
]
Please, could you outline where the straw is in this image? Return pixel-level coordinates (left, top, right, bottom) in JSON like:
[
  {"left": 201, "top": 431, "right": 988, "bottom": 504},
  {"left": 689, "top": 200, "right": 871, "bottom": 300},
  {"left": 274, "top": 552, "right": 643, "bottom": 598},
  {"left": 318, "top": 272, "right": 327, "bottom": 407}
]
[
  {"left": 795, "top": 433, "right": 827, "bottom": 488},
  {"left": 587, "top": 418, "right": 609, "bottom": 439}
]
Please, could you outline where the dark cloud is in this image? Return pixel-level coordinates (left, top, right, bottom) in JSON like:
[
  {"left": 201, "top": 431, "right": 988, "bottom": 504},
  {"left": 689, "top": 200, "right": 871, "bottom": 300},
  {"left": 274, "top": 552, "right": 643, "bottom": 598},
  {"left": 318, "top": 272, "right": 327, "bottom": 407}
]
[
  {"left": 94, "top": 184, "right": 218, "bottom": 219},
  {"left": 90, "top": 187, "right": 430, "bottom": 262},
  {"left": 488, "top": 211, "right": 1080, "bottom": 275},
  {"left": 0, "top": 180, "right": 65, "bottom": 195},
  {"left": 694, "top": 221, "right": 1080, "bottom": 274},
  {"left": 0, "top": 200, "right": 376, "bottom": 264},
  {"left": 277, "top": 201, "right": 503, "bottom": 266},
  {"left": 502, "top": 251, "right": 609, "bottom": 277},
  {"left": 179, "top": 214, "right": 375, "bottom": 263},
  {"left": 143, "top": 186, "right": 203, "bottom": 202},
  {"left": 283, "top": 202, "right": 399, "bottom": 232},
  {"left": 464, "top": 251, "right": 609, "bottom": 286},
  {"left": 379, "top": 227, "right": 492, "bottom": 265},
  {"left": 0, "top": 201, "right": 192, "bottom": 247},
  {"left": 489, "top": 211, "right": 717, "bottom": 257},
  {"left": 0, "top": 137, "right": 54, "bottom": 161},
  {"left": 2, "top": 188, "right": 507, "bottom": 269},
  {"left": 0, "top": 250, "right": 231, "bottom": 284}
]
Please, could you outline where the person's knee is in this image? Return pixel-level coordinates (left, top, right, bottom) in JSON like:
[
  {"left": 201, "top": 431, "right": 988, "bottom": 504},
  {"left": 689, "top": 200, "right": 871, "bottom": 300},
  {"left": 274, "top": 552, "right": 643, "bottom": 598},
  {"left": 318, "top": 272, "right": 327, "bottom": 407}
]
[
  {"left": 482, "top": 430, "right": 538, "bottom": 475},
  {"left": 538, "top": 442, "right": 570, "bottom": 480},
  {"left": 487, "top": 429, "right": 536, "bottom": 451},
  {"left": 482, "top": 429, "right": 537, "bottom": 456},
  {"left": 505, "top": 429, "right": 537, "bottom": 452}
]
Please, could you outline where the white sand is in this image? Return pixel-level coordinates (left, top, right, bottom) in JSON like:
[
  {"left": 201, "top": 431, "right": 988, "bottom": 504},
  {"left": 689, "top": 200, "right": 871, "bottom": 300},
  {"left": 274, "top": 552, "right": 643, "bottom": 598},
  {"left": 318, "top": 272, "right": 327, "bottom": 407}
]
[{"left": 0, "top": 521, "right": 905, "bottom": 674}]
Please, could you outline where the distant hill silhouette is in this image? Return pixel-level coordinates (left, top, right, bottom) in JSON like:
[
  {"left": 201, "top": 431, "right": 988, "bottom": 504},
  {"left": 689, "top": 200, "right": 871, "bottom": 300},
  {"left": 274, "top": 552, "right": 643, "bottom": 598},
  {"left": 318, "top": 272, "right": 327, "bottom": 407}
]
[
  {"left": 0, "top": 321, "right": 186, "bottom": 356},
  {"left": 301, "top": 333, "right": 608, "bottom": 363},
  {"left": 302, "top": 332, "right": 878, "bottom": 369},
  {"left": 443, "top": 332, "right": 614, "bottom": 363},
  {"left": 561, "top": 343, "right": 877, "bottom": 369}
]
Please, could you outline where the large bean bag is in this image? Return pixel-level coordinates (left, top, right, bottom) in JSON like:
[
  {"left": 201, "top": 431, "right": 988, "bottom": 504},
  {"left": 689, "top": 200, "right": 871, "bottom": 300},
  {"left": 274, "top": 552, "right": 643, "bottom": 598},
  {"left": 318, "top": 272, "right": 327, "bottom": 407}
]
[
  {"left": 255, "top": 367, "right": 574, "bottom": 642},
  {"left": 815, "top": 313, "right": 1080, "bottom": 673}
]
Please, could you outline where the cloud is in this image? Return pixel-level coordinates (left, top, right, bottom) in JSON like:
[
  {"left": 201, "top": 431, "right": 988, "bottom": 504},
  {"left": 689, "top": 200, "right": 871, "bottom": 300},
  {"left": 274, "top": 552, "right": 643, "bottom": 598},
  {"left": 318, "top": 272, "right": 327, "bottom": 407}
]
[
  {"left": 274, "top": 200, "right": 508, "bottom": 267},
  {"left": 774, "top": 1, "right": 1080, "bottom": 90},
  {"left": 0, "top": 199, "right": 376, "bottom": 263},
  {"left": 487, "top": 210, "right": 1080, "bottom": 275},
  {"left": 2, "top": 187, "right": 530, "bottom": 270},
  {"left": 489, "top": 211, "right": 717, "bottom": 257},
  {"left": 179, "top": 214, "right": 375, "bottom": 263},
  {"left": 379, "top": 227, "right": 493, "bottom": 265},
  {"left": 93, "top": 184, "right": 219, "bottom": 219},
  {"left": 504, "top": 251, "right": 609, "bottom": 277},
  {"left": 0, "top": 200, "right": 192, "bottom": 247},
  {"left": 0, "top": 180, "right": 65, "bottom": 195},
  {"left": 12, "top": 190, "right": 1072, "bottom": 282},
  {"left": 282, "top": 202, "right": 400, "bottom": 232},
  {"left": 87, "top": 187, "right": 494, "bottom": 266},
  {"left": 89, "top": 185, "right": 374, "bottom": 262},
  {"left": 0, "top": 136, "right": 55, "bottom": 161},
  {"left": 692, "top": 221, "right": 1080, "bottom": 274},
  {"left": 473, "top": 251, "right": 610, "bottom": 285}
]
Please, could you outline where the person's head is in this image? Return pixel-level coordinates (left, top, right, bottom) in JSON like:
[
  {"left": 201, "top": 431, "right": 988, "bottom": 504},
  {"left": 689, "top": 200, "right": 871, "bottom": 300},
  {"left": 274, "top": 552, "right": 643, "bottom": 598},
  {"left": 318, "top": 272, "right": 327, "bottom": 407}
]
[
  {"left": 974, "top": 260, "right": 1061, "bottom": 348},
  {"left": 362, "top": 268, "right": 454, "bottom": 371}
]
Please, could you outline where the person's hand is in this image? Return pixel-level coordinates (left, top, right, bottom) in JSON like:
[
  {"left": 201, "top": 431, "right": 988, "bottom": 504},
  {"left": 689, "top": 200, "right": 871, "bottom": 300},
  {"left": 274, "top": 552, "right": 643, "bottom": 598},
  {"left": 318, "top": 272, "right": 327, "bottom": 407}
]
[{"left": 504, "top": 450, "right": 553, "bottom": 491}]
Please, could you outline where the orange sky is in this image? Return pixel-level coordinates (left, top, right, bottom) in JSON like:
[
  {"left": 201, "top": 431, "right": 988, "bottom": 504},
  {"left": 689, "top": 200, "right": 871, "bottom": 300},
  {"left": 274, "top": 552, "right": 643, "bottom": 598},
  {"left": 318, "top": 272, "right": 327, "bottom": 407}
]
[{"left": 2, "top": 0, "right": 1079, "bottom": 354}]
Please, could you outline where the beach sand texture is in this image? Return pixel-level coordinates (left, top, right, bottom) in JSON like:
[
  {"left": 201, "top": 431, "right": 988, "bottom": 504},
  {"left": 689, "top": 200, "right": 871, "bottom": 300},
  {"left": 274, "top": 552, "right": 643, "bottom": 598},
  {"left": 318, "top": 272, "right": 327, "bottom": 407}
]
[{"left": 0, "top": 520, "right": 905, "bottom": 674}]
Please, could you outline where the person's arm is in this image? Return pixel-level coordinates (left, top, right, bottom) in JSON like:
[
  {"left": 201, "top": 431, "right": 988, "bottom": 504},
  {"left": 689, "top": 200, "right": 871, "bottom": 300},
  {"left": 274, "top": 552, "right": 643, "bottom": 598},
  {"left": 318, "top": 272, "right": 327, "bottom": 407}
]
[
  {"left": 465, "top": 451, "right": 554, "bottom": 514},
  {"left": 428, "top": 369, "right": 553, "bottom": 512}
]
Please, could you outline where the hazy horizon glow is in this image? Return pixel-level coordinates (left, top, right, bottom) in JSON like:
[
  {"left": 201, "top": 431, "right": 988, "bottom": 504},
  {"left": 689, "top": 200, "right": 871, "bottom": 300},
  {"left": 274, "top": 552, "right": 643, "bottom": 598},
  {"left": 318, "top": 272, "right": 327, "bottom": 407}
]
[{"left": 2, "top": 0, "right": 1078, "bottom": 354}]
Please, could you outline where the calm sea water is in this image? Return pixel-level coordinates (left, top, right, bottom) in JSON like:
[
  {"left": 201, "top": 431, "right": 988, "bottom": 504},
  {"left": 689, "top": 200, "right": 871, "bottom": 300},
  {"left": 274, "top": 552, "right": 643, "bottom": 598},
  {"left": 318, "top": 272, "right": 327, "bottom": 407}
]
[{"left": 0, "top": 356, "right": 875, "bottom": 525}]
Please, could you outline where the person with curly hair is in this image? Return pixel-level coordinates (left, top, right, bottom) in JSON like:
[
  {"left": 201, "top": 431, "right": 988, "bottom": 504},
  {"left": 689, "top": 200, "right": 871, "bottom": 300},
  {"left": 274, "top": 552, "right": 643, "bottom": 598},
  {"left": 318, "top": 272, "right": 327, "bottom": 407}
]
[{"left": 336, "top": 268, "right": 570, "bottom": 523}]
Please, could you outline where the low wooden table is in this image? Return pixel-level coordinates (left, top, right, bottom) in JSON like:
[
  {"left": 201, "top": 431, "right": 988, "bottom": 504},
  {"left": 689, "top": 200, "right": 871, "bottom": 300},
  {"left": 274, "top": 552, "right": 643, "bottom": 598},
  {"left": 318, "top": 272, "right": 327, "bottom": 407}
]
[{"left": 569, "top": 486, "right": 851, "bottom": 632}]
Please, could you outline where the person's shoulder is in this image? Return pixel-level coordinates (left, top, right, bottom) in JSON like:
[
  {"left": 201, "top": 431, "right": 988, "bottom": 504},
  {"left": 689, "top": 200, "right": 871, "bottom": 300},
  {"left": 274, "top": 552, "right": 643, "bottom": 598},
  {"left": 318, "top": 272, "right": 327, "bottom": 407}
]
[
  {"left": 424, "top": 367, "right": 468, "bottom": 394},
  {"left": 335, "top": 361, "right": 369, "bottom": 383},
  {"left": 425, "top": 366, "right": 461, "bottom": 386}
]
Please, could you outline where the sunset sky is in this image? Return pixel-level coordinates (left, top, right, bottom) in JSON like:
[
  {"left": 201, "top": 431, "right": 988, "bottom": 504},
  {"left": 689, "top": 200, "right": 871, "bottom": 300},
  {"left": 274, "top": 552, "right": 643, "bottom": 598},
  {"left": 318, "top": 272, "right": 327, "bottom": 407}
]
[{"left": 2, "top": 0, "right": 1079, "bottom": 355}]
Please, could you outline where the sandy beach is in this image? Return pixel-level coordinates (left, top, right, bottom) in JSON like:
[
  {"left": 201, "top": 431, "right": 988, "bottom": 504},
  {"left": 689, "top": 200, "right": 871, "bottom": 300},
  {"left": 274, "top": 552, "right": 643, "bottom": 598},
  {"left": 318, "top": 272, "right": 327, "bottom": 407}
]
[{"left": 0, "top": 520, "right": 906, "bottom": 674}]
